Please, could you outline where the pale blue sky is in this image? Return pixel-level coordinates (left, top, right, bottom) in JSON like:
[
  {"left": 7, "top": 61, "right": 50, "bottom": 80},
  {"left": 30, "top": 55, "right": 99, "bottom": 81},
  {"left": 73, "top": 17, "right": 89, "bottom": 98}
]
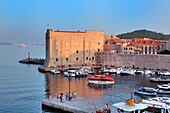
[{"left": 0, "top": 0, "right": 170, "bottom": 44}]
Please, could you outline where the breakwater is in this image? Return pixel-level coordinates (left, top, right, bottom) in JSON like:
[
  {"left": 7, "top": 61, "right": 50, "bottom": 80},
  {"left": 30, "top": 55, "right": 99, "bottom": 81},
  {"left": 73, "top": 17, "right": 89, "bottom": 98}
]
[{"left": 19, "top": 58, "right": 45, "bottom": 65}]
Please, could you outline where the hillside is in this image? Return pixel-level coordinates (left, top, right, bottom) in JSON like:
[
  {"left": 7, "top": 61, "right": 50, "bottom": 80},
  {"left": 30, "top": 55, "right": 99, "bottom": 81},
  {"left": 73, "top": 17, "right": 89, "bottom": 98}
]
[{"left": 116, "top": 29, "right": 170, "bottom": 40}]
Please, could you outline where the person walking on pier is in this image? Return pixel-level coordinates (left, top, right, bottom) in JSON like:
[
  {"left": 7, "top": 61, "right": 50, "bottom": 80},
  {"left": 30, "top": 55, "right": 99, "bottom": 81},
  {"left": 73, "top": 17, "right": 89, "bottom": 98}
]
[{"left": 59, "top": 93, "right": 63, "bottom": 102}]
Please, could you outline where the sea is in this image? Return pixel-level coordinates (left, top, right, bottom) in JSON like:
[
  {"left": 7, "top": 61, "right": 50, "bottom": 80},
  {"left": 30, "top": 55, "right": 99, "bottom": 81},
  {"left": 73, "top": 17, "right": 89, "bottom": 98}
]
[{"left": 0, "top": 44, "right": 167, "bottom": 113}]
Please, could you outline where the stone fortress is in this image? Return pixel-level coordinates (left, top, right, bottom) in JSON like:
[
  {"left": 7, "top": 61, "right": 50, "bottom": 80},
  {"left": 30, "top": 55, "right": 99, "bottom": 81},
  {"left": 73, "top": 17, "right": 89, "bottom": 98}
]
[{"left": 42, "top": 29, "right": 170, "bottom": 70}]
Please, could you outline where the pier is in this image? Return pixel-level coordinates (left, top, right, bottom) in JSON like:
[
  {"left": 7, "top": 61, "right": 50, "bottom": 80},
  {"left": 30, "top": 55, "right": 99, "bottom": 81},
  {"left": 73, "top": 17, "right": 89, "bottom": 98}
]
[
  {"left": 19, "top": 58, "right": 45, "bottom": 65},
  {"left": 42, "top": 97, "right": 105, "bottom": 113}
]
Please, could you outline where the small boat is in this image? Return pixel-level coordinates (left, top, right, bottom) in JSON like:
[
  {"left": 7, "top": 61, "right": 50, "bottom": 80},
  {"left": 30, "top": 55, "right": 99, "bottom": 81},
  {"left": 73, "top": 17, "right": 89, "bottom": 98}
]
[
  {"left": 156, "top": 83, "right": 170, "bottom": 94},
  {"left": 111, "top": 98, "right": 148, "bottom": 113},
  {"left": 88, "top": 74, "right": 115, "bottom": 85},
  {"left": 64, "top": 72, "right": 75, "bottom": 77},
  {"left": 134, "top": 87, "right": 157, "bottom": 96},
  {"left": 138, "top": 97, "right": 170, "bottom": 113},
  {"left": 17, "top": 43, "right": 26, "bottom": 48},
  {"left": 50, "top": 68, "right": 60, "bottom": 74},
  {"left": 150, "top": 77, "right": 170, "bottom": 83},
  {"left": 120, "top": 69, "right": 135, "bottom": 76}
]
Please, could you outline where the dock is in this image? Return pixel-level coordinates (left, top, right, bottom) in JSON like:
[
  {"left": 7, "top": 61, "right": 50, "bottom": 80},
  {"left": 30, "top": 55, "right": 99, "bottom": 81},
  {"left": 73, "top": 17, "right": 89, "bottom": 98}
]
[
  {"left": 42, "top": 97, "right": 105, "bottom": 113},
  {"left": 19, "top": 58, "right": 45, "bottom": 65}
]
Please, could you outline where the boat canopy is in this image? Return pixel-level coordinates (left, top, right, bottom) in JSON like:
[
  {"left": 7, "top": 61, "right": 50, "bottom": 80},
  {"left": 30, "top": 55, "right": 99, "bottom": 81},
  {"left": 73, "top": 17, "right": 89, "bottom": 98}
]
[{"left": 112, "top": 102, "right": 148, "bottom": 112}]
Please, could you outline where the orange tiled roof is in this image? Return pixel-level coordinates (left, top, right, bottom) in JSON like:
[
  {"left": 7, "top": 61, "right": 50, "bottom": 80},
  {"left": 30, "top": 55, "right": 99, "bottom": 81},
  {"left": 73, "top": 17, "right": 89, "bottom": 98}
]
[{"left": 126, "top": 38, "right": 161, "bottom": 46}]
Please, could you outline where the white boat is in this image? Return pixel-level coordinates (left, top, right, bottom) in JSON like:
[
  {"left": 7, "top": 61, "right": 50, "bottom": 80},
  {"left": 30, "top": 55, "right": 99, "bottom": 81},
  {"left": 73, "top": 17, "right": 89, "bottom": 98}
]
[
  {"left": 156, "top": 84, "right": 170, "bottom": 94},
  {"left": 139, "top": 97, "right": 170, "bottom": 113},
  {"left": 150, "top": 77, "right": 170, "bottom": 83},
  {"left": 63, "top": 72, "right": 75, "bottom": 77},
  {"left": 135, "top": 70, "right": 144, "bottom": 74},
  {"left": 111, "top": 98, "right": 148, "bottom": 113},
  {"left": 134, "top": 87, "right": 157, "bottom": 96},
  {"left": 50, "top": 68, "right": 60, "bottom": 74},
  {"left": 88, "top": 74, "right": 115, "bottom": 85},
  {"left": 120, "top": 69, "right": 135, "bottom": 76},
  {"left": 17, "top": 43, "right": 26, "bottom": 48}
]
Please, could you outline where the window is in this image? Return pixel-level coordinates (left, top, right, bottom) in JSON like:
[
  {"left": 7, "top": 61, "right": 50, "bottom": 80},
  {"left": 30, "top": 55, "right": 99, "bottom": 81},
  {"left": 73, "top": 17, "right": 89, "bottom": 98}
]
[
  {"left": 76, "top": 50, "right": 78, "bottom": 53},
  {"left": 86, "top": 57, "right": 88, "bottom": 60},
  {"left": 92, "top": 57, "right": 94, "bottom": 60},
  {"left": 98, "top": 42, "right": 100, "bottom": 45},
  {"left": 66, "top": 58, "right": 68, "bottom": 61},
  {"left": 76, "top": 57, "right": 78, "bottom": 61},
  {"left": 56, "top": 58, "right": 58, "bottom": 61},
  {"left": 98, "top": 48, "right": 100, "bottom": 52}
]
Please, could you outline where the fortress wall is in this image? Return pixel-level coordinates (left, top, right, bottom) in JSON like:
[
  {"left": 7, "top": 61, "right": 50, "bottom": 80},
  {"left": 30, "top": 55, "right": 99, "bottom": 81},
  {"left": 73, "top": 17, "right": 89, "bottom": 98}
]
[{"left": 95, "top": 52, "right": 170, "bottom": 70}]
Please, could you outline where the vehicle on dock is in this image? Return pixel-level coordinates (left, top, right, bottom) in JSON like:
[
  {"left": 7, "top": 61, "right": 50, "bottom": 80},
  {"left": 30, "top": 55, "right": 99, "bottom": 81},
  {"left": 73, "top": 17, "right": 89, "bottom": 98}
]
[
  {"left": 134, "top": 87, "right": 157, "bottom": 96},
  {"left": 88, "top": 74, "right": 115, "bottom": 85}
]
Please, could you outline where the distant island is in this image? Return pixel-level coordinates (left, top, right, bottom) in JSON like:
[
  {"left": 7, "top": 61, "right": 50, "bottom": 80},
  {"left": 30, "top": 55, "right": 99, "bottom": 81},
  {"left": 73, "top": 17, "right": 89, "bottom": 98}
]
[
  {"left": 116, "top": 29, "right": 170, "bottom": 40},
  {"left": 0, "top": 42, "right": 13, "bottom": 45}
]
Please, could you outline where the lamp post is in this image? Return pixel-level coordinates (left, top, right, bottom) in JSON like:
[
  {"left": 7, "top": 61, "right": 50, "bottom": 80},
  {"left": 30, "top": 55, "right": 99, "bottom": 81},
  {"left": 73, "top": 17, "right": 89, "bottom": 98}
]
[{"left": 68, "top": 74, "right": 71, "bottom": 100}]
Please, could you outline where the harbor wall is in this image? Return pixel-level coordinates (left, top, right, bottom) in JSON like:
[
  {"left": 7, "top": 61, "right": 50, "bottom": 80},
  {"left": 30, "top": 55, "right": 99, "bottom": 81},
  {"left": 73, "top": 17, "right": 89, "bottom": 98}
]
[{"left": 95, "top": 52, "right": 170, "bottom": 70}]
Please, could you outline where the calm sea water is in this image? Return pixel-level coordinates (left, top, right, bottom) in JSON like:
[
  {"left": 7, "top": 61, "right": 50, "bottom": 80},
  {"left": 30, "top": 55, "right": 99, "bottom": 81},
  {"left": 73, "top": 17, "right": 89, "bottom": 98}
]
[{"left": 0, "top": 45, "right": 165, "bottom": 113}]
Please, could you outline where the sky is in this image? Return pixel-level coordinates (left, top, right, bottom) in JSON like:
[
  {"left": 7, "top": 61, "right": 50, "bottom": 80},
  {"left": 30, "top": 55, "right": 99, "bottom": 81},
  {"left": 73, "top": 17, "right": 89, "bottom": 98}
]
[{"left": 0, "top": 0, "right": 170, "bottom": 45}]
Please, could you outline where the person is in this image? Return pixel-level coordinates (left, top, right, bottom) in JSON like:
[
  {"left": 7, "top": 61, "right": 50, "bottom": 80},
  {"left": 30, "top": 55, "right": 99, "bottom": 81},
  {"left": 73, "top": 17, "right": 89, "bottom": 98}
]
[
  {"left": 72, "top": 91, "right": 77, "bottom": 98},
  {"left": 60, "top": 93, "right": 63, "bottom": 102},
  {"left": 65, "top": 92, "right": 69, "bottom": 100},
  {"left": 105, "top": 103, "right": 111, "bottom": 113}
]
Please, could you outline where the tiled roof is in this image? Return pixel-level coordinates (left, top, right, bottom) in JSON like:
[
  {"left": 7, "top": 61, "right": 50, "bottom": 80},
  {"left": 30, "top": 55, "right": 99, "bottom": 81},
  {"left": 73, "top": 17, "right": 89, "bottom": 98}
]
[{"left": 126, "top": 38, "right": 161, "bottom": 46}]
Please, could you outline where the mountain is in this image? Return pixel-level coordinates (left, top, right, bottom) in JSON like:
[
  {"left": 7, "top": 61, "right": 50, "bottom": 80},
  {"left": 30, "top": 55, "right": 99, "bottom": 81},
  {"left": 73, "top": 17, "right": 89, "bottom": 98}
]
[{"left": 116, "top": 29, "right": 170, "bottom": 40}]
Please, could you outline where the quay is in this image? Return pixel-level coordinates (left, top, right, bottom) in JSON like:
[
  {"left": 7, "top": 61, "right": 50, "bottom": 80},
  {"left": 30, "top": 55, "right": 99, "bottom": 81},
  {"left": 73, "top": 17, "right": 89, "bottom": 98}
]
[
  {"left": 19, "top": 58, "right": 45, "bottom": 65},
  {"left": 42, "top": 97, "right": 105, "bottom": 113}
]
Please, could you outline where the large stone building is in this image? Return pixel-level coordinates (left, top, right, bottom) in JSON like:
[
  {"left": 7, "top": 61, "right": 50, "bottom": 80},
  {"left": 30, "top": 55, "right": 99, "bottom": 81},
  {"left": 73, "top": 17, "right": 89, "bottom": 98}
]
[{"left": 44, "top": 29, "right": 105, "bottom": 68}]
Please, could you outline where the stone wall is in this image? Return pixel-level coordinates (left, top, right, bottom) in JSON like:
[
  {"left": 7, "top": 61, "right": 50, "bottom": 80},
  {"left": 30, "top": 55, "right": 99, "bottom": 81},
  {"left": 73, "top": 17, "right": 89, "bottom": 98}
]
[{"left": 95, "top": 52, "right": 170, "bottom": 70}]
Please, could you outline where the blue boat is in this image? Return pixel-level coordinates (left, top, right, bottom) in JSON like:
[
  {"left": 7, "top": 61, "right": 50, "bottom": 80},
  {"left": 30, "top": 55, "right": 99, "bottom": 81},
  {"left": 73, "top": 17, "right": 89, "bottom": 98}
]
[{"left": 134, "top": 87, "right": 157, "bottom": 96}]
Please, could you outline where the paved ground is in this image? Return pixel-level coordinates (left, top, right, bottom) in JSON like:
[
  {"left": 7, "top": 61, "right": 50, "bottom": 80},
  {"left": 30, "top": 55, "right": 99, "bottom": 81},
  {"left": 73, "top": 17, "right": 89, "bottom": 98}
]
[{"left": 42, "top": 97, "right": 107, "bottom": 113}]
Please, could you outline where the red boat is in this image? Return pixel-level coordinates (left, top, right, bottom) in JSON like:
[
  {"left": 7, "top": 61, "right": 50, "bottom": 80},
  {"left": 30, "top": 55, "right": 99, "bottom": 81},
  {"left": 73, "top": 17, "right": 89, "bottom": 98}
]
[{"left": 88, "top": 74, "right": 115, "bottom": 85}]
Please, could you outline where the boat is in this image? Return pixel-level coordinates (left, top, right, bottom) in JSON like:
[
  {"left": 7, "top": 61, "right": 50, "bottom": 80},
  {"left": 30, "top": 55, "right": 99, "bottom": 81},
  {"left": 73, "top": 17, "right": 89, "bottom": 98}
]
[
  {"left": 138, "top": 97, "right": 170, "bottom": 113},
  {"left": 63, "top": 72, "right": 75, "bottom": 77},
  {"left": 88, "top": 74, "right": 115, "bottom": 85},
  {"left": 134, "top": 87, "right": 157, "bottom": 96},
  {"left": 156, "top": 83, "right": 170, "bottom": 94},
  {"left": 50, "top": 68, "right": 60, "bottom": 74},
  {"left": 120, "top": 69, "right": 135, "bottom": 76},
  {"left": 111, "top": 98, "right": 148, "bottom": 113},
  {"left": 150, "top": 76, "right": 170, "bottom": 83},
  {"left": 17, "top": 43, "right": 26, "bottom": 48}
]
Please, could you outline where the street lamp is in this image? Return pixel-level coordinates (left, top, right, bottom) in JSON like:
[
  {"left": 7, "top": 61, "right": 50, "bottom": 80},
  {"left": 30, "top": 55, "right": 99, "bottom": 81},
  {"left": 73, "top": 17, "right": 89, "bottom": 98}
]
[{"left": 68, "top": 74, "right": 71, "bottom": 100}]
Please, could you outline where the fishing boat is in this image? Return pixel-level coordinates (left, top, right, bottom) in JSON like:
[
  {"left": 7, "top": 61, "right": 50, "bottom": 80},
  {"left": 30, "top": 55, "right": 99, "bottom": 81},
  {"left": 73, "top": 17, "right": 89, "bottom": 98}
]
[
  {"left": 88, "top": 74, "right": 115, "bottom": 85},
  {"left": 111, "top": 98, "right": 148, "bottom": 113},
  {"left": 134, "top": 87, "right": 157, "bottom": 96}
]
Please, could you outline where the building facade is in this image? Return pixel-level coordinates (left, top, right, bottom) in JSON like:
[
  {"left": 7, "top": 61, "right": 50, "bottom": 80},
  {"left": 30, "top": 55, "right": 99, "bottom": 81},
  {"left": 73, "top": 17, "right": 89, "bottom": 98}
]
[
  {"left": 122, "top": 38, "right": 164, "bottom": 54},
  {"left": 44, "top": 29, "right": 105, "bottom": 68}
]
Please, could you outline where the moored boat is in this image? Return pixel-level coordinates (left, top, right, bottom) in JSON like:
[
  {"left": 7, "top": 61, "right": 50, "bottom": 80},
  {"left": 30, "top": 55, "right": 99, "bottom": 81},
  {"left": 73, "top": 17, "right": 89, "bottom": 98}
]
[
  {"left": 50, "top": 68, "right": 60, "bottom": 74},
  {"left": 111, "top": 98, "right": 148, "bottom": 113},
  {"left": 134, "top": 87, "right": 157, "bottom": 96},
  {"left": 138, "top": 97, "right": 170, "bottom": 113},
  {"left": 156, "top": 83, "right": 170, "bottom": 94},
  {"left": 150, "top": 77, "right": 170, "bottom": 83},
  {"left": 88, "top": 74, "right": 115, "bottom": 85}
]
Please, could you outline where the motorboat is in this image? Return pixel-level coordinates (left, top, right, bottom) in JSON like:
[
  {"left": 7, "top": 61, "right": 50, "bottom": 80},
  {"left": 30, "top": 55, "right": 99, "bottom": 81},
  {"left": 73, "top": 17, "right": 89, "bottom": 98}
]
[
  {"left": 111, "top": 98, "right": 148, "bottom": 113},
  {"left": 135, "top": 70, "right": 144, "bottom": 75},
  {"left": 120, "top": 69, "right": 135, "bottom": 76},
  {"left": 138, "top": 97, "right": 170, "bottom": 113},
  {"left": 156, "top": 83, "right": 170, "bottom": 94},
  {"left": 63, "top": 72, "right": 75, "bottom": 77},
  {"left": 134, "top": 87, "right": 157, "bottom": 96},
  {"left": 150, "top": 76, "right": 170, "bottom": 83},
  {"left": 88, "top": 74, "right": 115, "bottom": 85},
  {"left": 17, "top": 43, "right": 26, "bottom": 48},
  {"left": 50, "top": 68, "right": 60, "bottom": 74}
]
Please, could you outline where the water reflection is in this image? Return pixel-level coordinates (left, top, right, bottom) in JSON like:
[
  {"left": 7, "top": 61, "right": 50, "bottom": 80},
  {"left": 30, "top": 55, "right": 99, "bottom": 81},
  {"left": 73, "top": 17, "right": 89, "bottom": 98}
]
[{"left": 43, "top": 72, "right": 167, "bottom": 105}]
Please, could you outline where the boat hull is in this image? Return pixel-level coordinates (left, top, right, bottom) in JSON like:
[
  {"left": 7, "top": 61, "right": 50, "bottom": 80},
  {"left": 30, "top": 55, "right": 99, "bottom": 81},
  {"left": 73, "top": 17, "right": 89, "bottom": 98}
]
[{"left": 88, "top": 80, "right": 115, "bottom": 85}]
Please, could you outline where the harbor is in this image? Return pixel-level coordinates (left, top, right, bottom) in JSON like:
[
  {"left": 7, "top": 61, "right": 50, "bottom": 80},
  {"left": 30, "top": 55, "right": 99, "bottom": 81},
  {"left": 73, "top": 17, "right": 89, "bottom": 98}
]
[{"left": 42, "top": 97, "right": 104, "bottom": 113}]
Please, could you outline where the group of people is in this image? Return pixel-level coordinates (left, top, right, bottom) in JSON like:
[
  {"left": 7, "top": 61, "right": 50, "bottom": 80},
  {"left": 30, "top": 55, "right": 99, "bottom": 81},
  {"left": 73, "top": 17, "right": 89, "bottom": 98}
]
[{"left": 57, "top": 91, "right": 77, "bottom": 102}]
